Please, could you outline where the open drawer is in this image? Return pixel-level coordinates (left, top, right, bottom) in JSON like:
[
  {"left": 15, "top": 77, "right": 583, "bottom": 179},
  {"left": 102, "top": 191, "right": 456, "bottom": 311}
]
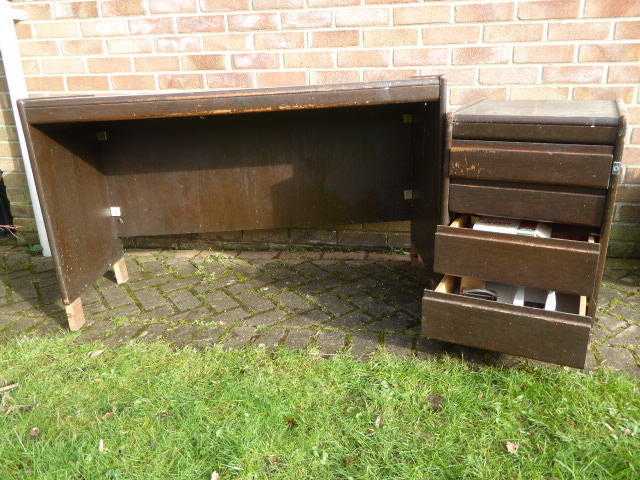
[
  {"left": 422, "top": 275, "right": 591, "bottom": 368},
  {"left": 434, "top": 216, "right": 600, "bottom": 296}
]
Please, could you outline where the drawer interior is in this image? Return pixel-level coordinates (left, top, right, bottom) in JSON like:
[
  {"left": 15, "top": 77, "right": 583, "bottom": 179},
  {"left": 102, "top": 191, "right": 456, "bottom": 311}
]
[{"left": 435, "top": 275, "right": 587, "bottom": 317}]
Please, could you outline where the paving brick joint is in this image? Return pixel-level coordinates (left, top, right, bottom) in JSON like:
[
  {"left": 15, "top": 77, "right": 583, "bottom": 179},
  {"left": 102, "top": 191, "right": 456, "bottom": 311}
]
[{"left": 0, "top": 239, "right": 638, "bottom": 375}]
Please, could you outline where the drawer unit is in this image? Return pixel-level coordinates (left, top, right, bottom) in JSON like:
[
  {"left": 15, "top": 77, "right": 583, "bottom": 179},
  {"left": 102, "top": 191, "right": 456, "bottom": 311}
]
[
  {"left": 434, "top": 217, "right": 599, "bottom": 296},
  {"left": 423, "top": 100, "right": 625, "bottom": 368}
]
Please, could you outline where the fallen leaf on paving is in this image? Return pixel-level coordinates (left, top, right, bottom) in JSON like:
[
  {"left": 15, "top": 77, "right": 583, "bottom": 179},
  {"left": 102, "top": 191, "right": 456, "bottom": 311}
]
[
  {"left": 89, "top": 350, "right": 104, "bottom": 358},
  {"left": 29, "top": 427, "right": 40, "bottom": 438},
  {"left": 374, "top": 415, "right": 384, "bottom": 429},
  {"left": 427, "top": 394, "right": 444, "bottom": 412},
  {"left": 506, "top": 441, "right": 519, "bottom": 454}
]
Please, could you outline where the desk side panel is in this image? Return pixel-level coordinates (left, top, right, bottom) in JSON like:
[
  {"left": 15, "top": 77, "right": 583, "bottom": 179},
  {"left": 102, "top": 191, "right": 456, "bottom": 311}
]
[{"left": 22, "top": 122, "right": 122, "bottom": 303}]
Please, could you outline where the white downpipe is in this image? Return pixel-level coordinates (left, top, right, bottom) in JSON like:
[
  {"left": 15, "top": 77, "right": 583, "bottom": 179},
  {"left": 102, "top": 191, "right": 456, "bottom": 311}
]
[{"left": 0, "top": 0, "right": 51, "bottom": 256}]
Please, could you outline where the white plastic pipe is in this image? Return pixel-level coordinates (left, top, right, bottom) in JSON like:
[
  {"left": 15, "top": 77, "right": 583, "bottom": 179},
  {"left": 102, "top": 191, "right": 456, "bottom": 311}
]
[{"left": 0, "top": 0, "right": 51, "bottom": 256}]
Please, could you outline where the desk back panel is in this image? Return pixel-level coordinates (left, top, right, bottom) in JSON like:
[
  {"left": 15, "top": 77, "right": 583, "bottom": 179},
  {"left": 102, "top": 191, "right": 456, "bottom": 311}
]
[{"left": 100, "top": 104, "right": 427, "bottom": 237}]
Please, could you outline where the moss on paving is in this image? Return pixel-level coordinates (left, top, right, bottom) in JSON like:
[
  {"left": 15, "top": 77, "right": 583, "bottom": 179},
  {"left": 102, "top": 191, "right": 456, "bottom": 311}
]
[{"left": 1, "top": 336, "right": 639, "bottom": 479}]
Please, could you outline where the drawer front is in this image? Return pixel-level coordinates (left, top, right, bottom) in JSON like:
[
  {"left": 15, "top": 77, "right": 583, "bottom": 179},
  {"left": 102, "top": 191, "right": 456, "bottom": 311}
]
[
  {"left": 449, "top": 140, "right": 613, "bottom": 189},
  {"left": 449, "top": 182, "right": 606, "bottom": 227},
  {"left": 434, "top": 226, "right": 599, "bottom": 296},
  {"left": 452, "top": 121, "right": 618, "bottom": 145},
  {"left": 422, "top": 279, "right": 591, "bottom": 368}
]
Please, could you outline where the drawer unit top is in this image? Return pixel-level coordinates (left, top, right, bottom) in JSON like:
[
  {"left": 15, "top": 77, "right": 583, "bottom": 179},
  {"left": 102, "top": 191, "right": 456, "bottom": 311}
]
[{"left": 451, "top": 100, "right": 621, "bottom": 144}]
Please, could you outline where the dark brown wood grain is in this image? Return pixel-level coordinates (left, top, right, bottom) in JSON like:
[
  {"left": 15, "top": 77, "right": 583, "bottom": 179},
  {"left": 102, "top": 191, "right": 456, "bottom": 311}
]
[
  {"left": 449, "top": 140, "right": 613, "bottom": 188},
  {"left": 434, "top": 225, "right": 600, "bottom": 295},
  {"left": 452, "top": 122, "right": 618, "bottom": 145},
  {"left": 20, "top": 121, "right": 122, "bottom": 304},
  {"left": 448, "top": 181, "right": 606, "bottom": 227},
  {"left": 422, "top": 278, "right": 592, "bottom": 368},
  {"left": 20, "top": 79, "right": 441, "bottom": 125}
]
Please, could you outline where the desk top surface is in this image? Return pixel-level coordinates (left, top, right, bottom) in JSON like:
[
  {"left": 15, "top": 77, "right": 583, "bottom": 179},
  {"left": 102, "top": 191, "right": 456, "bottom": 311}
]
[
  {"left": 452, "top": 100, "right": 620, "bottom": 126},
  {"left": 20, "top": 77, "right": 442, "bottom": 125}
]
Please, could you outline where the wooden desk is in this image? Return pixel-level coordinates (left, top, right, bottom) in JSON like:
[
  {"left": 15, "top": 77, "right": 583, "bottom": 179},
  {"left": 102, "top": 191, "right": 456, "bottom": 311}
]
[{"left": 19, "top": 77, "right": 446, "bottom": 329}]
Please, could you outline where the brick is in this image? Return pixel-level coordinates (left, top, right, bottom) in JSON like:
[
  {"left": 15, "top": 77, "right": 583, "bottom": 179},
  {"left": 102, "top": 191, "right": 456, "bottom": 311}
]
[
  {"left": 157, "top": 36, "right": 201, "bottom": 53},
  {"left": 88, "top": 57, "right": 131, "bottom": 73},
  {"left": 419, "top": 67, "right": 476, "bottom": 85},
  {"left": 54, "top": 2, "right": 98, "bottom": 19},
  {"left": 615, "top": 204, "right": 640, "bottom": 222},
  {"left": 177, "top": 16, "right": 225, "bottom": 33},
  {"left": 608, "top": 65, "right": 640, "bottom": 84},
  {"left": 547, "top": 22, "right": 610, "bottom": 40},
  {"left": 394, "top": 48, "right": 448, "bottom": 66},
  {"left": 206, "top": 72, "right": 253, "bottom": 88},
  {"left": 21, "top": 4, "right": 52, "bottom": 20},
  {"left": 422, "top": 25, "right": 480, "bottom": 45},
  {"left": 623, "top": 148, "right": 640, "bottom": 165},
  {"left": 181, "top": 54, "right": 226, "bottom": 70},
  {"left": 255, "top": 32, "right": 304, "bottom": 49},
  {"left": 15, "top": 24, "right": 32, "bottom": 40},
  {"left": 573, "top": 87, "right": 635, "bottom": 103},
  {"left": 616, "top": 21, "right": 640, "bottom": 39},
  {"left": 479, "top": 66, "right": 539, "bottom": 85},
  {"left": 455, "top": 2, "right": 513, "bottom": 22},
  {"left": 484, "top": 24, "right": 544, "bottom": 43},
  {"left": 149, "top": 0, "right": 197, "bottom": 13},
  {"left": 308, "top": 0, "right": 357, "bottom": 5},
  {"left": 450, "top": 87, "right": 507, "bottom": 106},
  {"left": 26, "top": 76, "right": 65, "bottom": 92},
  {"left": 514, "top": 45, "right": 574, "bottom": 63},
  {"left": 255, "top": 71, "right": 306, "bottom": 88},
  {"left": 159, "top": 74, "right": 204, "bottom": 89},
  {"left": 101, "top": 0, "right": 144, "bottom": 16},
  {"left": 204, "top": 34, "right": 253, "bottom": 51},
  {"left": 20, "top": 41, "right": 58, "bottom": 57},
  {"left": 363, "top": 69, "right": 417, "bottom": 82},
  {"left": 111, "top": 75, "right": 156, "bottom": 90},
  {"left": 33, "top": 21, "right": 79, "bottom": 38},
  {"left": 201, "top": 0, "right": 251, "bottom": 10},
  {"left": 510, "top": 86, "right": 569, "bottom": 100},
  {"left": 282, "top": 11, "right": 332, "bottom": 29},
  {"left": 229, "top": 14, "right": 279, "bottom": 31},
  {"left": 134, "top": 56, "right": 180, "bottom": 72},
  {"left": 21, "top": 60, "right": 39, "bottom": 75},
  {"left": 41, "top": 58, "right": 85, "bottom": 74},
  {"left": 585, "top": 0, "right": 640, "bottom": 17},
  {"left": 67, "top": 75, "right": 109, "bottom": 91},
  {"left": 394, "top": 5, "right": 450, "bottom": 25},
  {"left": 364, "top": 29, "right": 419, "bottom": 47},
  {"left": 310, "top": 70, "right": 359, "bottom": 84},
  {"left": 335, "top": 8, "right": 388, "bottom": 27},
  {"left": 580, "top": 44, "right": 640, "bottom": 62},
  {"left": 632, "top": 128, "right": 640, "bottom": 144},
  {"left": 284, "top": 52, "right": 335, "bottom": 68},
  {"left": 81, "top": 19, "right": 128, "bottom": 36},
  {"left": 130, "top": 18, "right": 175, "bottom": 35},
  {"left": 338, "top": 50, "right": 390, "bottom": 67},
  {"left": 254, "top": 0, "right": 303, "bottom": 8},
  {"left": 311, "top": 30, "right": 359, "bottom": 48},
  {"left": 543, "top": 65, "right": 604, "bottom": 84},
  {"left": 453, "top": 46, "right": 511, "bottom": 65},
  {"left": 625, "top": 106, "right": 640, "bottom": 124},
  {"left": 624, "top": 166, "right": 640, "bottom": 184},
  {"left": 63, "top": 39, "right": 103, "bottom": 55},
  {"left": 107, "top": 38, "right": 153, "bottom": 54},
  {"left": 232, "top": 53, "right": 279, "bottom": 69},
  {"left": 518, "top": 0, "right": 580, "bottom": 19}
]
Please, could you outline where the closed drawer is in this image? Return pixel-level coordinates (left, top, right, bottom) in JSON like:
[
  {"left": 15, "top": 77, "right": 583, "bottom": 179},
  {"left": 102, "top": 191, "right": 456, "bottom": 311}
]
[
  {"left": 422, "top": 275, "right": 591, "bottom": 368},
  {"left": 434, "top": 217, "right": 599, "bottom": 296},
  {"left": 449, "top": 140, "right": 613, "bottom": 189},
  {"left": 448, "top": 182, "right": 606, "bottom": 227}
]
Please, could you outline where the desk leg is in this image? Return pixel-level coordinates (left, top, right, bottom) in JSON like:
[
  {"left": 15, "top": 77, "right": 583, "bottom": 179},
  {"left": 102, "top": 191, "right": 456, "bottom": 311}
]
[
  {"left": 112, "top": 257, "right": 129, "bottom": 285},
  {"left": 64, "top": 298, "right": 85, "bottom": 331}
]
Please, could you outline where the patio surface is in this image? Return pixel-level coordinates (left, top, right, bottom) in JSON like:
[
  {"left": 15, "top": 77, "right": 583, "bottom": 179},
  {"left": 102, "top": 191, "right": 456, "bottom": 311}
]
[{"left": 0, "top": 239, "right": 638, "bottom": 375}]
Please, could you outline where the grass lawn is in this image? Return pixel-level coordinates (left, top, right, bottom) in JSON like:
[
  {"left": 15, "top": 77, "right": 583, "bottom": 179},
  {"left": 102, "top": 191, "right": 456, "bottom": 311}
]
[{"left": 1, "top": 337, "right": 639, "bottom": 479}]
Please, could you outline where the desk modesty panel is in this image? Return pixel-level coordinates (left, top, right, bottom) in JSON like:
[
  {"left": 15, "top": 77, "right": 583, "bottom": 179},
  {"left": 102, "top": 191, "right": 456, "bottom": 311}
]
[{"left": 19, "top": 77, "right": 446, "bottom": 319}]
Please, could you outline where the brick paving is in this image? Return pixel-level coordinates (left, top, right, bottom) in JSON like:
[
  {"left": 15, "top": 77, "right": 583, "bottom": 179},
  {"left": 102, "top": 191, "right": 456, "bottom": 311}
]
[{"left": 0, "top": 238, "right": 638, "bottom": 375}]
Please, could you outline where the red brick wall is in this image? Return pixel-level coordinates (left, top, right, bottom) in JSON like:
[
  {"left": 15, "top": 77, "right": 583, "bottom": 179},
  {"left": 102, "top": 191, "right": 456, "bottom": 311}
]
[{"left": 4, "top": 0, "right": 640, "bottom": 254}]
